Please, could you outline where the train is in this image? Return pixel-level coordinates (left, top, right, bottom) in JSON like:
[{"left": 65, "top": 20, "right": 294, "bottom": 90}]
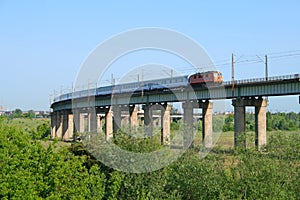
[{"left": 54, "top": 71, "right": 223, "bottom": 102}]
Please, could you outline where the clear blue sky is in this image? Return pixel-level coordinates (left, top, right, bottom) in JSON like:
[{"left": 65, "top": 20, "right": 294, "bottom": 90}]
[{"left": 0, "top": 1, "right": 299, "bottom": 112}]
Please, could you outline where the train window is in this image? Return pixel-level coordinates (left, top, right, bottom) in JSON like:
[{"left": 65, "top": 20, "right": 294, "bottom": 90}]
[{"left": 194, "top": 75, "right": 196, "bottom": 79}]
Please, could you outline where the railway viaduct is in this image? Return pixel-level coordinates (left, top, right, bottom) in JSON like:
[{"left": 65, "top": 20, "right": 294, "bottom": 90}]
[{"left": 51, "top": 74, "right": 300, "bottom": 149}]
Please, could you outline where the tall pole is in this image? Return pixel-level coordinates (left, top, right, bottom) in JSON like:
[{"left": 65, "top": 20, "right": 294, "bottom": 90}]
[
  {"left": 111, "top": 73, "right": 115, "bottom": 85},
  {"left": 111, "top": 73, "right": 115, "bottom": 98},
  {"left": 88, "top": 80, "right": 90, "bottom": 106},
  {"left": 49, "top": 93, "right": 52, "bottom": 112},
  {"left": 53, "top": 89, "right": 56, "bottom": 102},
  {"left": 60, "top": 86, "right": 62, "bottom": 101},
  {"left": 141, "top": 69, "right": 144, "bottom": 97},
  {"left": 232, "top": 53, "right": 235, "bottom": 97},
  {"left": 265, "top": 54, "right": 268, "bottom": 81}
]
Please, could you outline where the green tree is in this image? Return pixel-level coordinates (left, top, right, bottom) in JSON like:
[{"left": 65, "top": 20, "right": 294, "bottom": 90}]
[
  {"left": 222, "top": 114, "right": 234, "bottom": 132},
  {"left": 12, "top": 108, "right": 23, "bottom": 118},
  {"left": 170, "top": 105, "right": 179, "bottom": 115},
  {"left": 24, "top": 110, "right": 35, "bottom": 119},
  {"left": 37, "top": 122, "right": 51, "bottom": 139}
]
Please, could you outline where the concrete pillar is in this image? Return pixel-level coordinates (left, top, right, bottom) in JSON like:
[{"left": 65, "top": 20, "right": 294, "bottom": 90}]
[
  {"left": 232, "top": 99, "right": 246, "bottom": 148},
  {"left": 182, "top": 102, "right": 194, "bottom": 147},
  {"left": 62, "top": 111, "right": 69, "bottom": 140},
  {"left": 161, "top": 104, "right": 171, "bottom": 145},
  {"left": 89, "top": 110, "right": 97, "bottom": 133},
  {"left": 202, "top": 102, "right": 213, "bottom": 149},
  {"left": 105, "top": 107, "right": 113, "bottom": 140},
  {"left": 113, "top": 106, "right": 122, "bottom": 133},
  {"left": 62, "top": 112, "right": 74, "bottom": 140},
  {"left": 51, "top": 112, "right": 56, "bottom": 139},
  {"left": 79, "top": 113, "right": 85, "bottom": 133},
  {"left": 130, "top": 106, "right": 139, "bottom": 127},
  {"left": 97, "top": 115, "right": 103, "bottom": 133},
  {"left": 121, "top": 116, "right": 129, "bottom": 126},
  {"left": 56, "top": 112, "right": 63, "bottom": 138},
  {"left": 143, "top": 104, "right": 153, "bottom": 137},
  {"left": 73, "top": 110, "right": 80, "bottom": 133},
  {"left": 67, "top": 113, "right": 74, "bottom": 139},
  {"left": 255, "top": 99, "right": 268, "bottom": 149}
]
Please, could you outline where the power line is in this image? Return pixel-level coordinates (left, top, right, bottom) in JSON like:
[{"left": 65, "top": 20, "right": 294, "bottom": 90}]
[{"left": 269, "top": 53, "right": 300, "bottom": 59}]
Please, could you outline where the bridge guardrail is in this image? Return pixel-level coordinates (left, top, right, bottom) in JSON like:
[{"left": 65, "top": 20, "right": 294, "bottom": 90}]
[{"left": 223, "top": 73, "right": 299, "bottom": 86}]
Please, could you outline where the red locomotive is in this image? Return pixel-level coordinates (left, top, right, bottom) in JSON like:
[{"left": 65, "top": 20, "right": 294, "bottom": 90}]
[{"left": 188, "top": 71, "right": 223, "bottom": 85}]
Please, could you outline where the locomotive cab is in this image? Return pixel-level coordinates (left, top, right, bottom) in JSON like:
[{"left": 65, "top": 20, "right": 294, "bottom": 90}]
[
  {"left": 189, "top": 71, "right": 222, "bottom": 85},
  {"left": 215, "top": 71, "right": 223, "bottom": 84}
]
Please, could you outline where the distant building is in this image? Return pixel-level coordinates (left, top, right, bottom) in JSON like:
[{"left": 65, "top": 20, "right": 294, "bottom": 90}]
[{"left": 34, "top": 111, "right": 51, "bottom": 118}]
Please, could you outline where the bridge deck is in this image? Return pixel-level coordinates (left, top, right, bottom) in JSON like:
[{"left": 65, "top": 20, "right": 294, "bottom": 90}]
[{"left": 51, "top": 74, "right": 300, "bottom": 112}]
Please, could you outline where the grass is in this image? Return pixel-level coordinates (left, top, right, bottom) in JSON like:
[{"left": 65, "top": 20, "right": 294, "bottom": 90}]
[
  {"left": 193, "top": 130, "right": 300, "bottom": 150},
  {"left": 40, "top": 140, "right": 72, "bottom": 150},
  {"left": 1, "top": 118, "right": 71, "bottom": 150},
  {"left": 215, "top": 131, "right": 234, "bottom": 147},
  {"left": 5, "top": 118, "right": 50, "bottom": 131}
]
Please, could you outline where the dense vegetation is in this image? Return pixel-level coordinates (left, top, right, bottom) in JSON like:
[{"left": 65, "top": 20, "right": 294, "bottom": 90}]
[{"left": 0, "top": 114, "right": 299, "bottom": 199}]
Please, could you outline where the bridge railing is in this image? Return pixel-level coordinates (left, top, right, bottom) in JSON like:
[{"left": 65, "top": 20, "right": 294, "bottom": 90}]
[{"left": 223, "top": 73, "right": 299, "bottom": 86}]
